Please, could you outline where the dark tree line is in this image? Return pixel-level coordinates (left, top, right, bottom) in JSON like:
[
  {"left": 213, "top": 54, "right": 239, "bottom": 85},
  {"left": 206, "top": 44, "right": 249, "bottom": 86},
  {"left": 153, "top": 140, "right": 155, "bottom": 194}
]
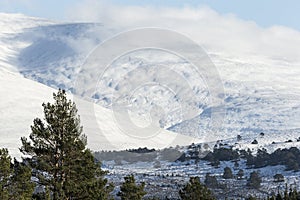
[
  {"left": 94, "top": 146, "right": 182, "bottom": 164},
  {"left": 247, "top": 185, "right": 300, "bottom": 200},
  {"left": 245, "top": 148, "right": 300, "bottom": 171},
  {"left": 201, "top": 147, "right": 300, "bottom": 172}
]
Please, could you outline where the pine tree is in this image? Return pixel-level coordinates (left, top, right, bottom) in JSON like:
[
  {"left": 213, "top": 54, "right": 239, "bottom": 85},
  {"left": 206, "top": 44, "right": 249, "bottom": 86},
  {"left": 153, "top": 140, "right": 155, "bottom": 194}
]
[
  {"left": 0, "top": 148, "right": 11, "bottom": 200},
  {"left": 247, "top": 171, "right": 262, "bottom": 189},
  {"left": 204, "top": 173, "right": 218, "bottom": 188},
  {"left": 9, "top": 158, "right": 35, "bottom": 199},
  {"left": 117, "top": 174, "right": 147, "bottom": 200},
  {"left": 32, "top": 186, "right": 51, "bottom": 200},
  {"left": 273, "top": 174, "right": 284, "bottom": 182},
  {"left": 267, "top": 184, "right": 300, "bottom": 200},
  {"left": 222, "top": 167, "right": 233, "bottom": 179},
  {"left": 0, "top": 149, "right": 34, "bottom": 200},
  {"left": 246, "top": 196, "right": 257, "bottom": 200},
  {"left": 237, "top": 135, "right": 242, "bottom": 141},
  {"left": 20, "top": 89, "right": 113, "bottom": 200},
  {"left": 275, "top": 193, "right": 283, "bottom": 200},
  {"left": 179, "top": 177, "right": 215, "bottom": 200},
  {"left": 237, "top": 169, "right": 244, "bottom": 180}
]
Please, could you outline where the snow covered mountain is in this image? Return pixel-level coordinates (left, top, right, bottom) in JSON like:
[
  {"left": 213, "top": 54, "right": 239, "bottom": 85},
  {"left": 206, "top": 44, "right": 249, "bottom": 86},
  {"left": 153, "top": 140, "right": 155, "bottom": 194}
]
[
  {"left": 0, "top": 66, "right": 198, "bottom": 159},
  {"left": 1, "top": 13, "right": 300, "bottom": 158},
  {"left": 0, "top": 14, "right": 200, "bottom": 159}
]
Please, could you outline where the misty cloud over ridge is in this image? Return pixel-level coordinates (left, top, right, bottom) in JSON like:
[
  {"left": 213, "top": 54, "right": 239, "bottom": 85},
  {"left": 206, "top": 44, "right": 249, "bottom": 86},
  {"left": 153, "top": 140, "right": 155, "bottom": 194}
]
[{"left": 65, "top": 0, "right": 300, "bottom": 64}]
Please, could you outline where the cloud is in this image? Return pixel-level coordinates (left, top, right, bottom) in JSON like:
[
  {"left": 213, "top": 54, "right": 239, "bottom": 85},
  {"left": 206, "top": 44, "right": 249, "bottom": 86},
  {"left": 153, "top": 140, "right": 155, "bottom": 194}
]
[{"left": 65, "top": 0, "right": 300, "bottom": 63}]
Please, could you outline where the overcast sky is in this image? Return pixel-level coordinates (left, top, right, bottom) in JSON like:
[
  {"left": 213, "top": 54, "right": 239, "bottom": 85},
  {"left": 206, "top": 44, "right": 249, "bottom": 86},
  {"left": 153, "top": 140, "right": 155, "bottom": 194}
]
[
  {"left": 0, "top": 0, "right": 299, "bottom": 31},
  {"left": 1, "top": 0, "right": 299, "bottom": 63}
]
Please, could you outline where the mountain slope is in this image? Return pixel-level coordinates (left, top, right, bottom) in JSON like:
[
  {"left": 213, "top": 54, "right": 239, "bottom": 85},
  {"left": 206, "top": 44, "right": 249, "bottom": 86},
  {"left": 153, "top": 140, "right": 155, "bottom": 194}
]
[
  {"left": 0, "top": 67, "right": 198, "bottom": 159},
  {"left": 0, "top": 13, "right": 300, "bottom": 155}
]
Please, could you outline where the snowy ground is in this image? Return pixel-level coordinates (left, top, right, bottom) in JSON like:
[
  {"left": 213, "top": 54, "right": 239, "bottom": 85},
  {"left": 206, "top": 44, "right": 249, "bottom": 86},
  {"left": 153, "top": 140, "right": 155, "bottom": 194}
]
[
  {"left": 0, "top": 67, "right": 198, "bottom": 159},
  {"left": 103, "top": 158, "right": 300, "bottom": 199},
  {"left": 0, "top": 13, "right": 300, "bottom": 158}
]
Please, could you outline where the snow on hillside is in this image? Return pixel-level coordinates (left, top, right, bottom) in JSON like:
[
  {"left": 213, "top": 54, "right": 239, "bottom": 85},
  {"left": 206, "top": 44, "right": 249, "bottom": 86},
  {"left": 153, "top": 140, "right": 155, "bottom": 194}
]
[
  {"left": 0, "top": 13, "right": 54, "bottom": 72},
  {"left": 0, "top": 13, "right": 300, "bottom": 156},
  {"left": 0, "top": 68, "right": 54, "bottom": 158},
  {"left": 169, "top": 55, "right": 300, "bottom": 142},
  {"left": 0, "top": 67, "right": 199, "bottom": 159}
]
